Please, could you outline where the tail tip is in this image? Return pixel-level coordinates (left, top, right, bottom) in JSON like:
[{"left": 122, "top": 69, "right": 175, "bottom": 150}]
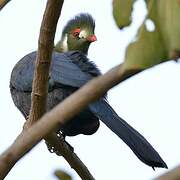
[
  {"left": 162, "top": 162, "right": 168, "bottom": 169},
  {"left": 152, "top": 161, "right": 168, "bottom": 170}
]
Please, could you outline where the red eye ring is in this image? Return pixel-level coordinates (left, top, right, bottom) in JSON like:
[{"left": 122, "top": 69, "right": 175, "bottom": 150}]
[{"left": 72, "top": 28, "right": 81, "bottom": 37}]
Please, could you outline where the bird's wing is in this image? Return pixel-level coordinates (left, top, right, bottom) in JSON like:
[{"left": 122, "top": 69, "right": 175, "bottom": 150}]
[
  {"left": 51, "top": 51, "right": 93, "bottom": 87},
  {"left": 10, "top": 51, "right": 94, "bottom": 91},
  {"left": 89, "top": 99, "right": 167, "bottom": 169},
  {"left": 10, "top": 52, "right": 36, "bottom": 91}
]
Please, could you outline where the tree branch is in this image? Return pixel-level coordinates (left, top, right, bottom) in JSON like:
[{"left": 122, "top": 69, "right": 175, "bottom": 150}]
[
  {"left": 156, "top": 165, "right": 180, "bottom": 180},
  {"left": 45, "top": 134, "right": 95, "bottom": 180},
  {"left": 25, "top": 0, "right": 95, "bottom": 179},
  {"left": 0, "top": 0, "right": 96, "bottom": 179},
  {"left": 0, "top": 0, "right": 141, "bottom": 178},
  {"left": 28, "top": 0, "right": 63, "bottom": 125},
  {"left": 0, "top": 62, "right": 134, "bottom": 179},
  {"left": 0, "top": 0, "right": 11, "bottom": 11}
]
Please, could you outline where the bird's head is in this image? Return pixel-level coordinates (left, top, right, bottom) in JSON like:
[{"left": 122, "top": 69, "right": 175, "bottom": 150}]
[{"left": 55, "top": 13, "right": 97, "bottom": 54}]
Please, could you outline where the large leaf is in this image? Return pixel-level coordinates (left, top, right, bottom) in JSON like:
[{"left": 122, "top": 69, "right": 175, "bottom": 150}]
[
  {"left": 124, "top": 23, "right": 167, "bottom": 69},
  {"left": 113, "top": 0, "right": 180, "bottom": 70}
]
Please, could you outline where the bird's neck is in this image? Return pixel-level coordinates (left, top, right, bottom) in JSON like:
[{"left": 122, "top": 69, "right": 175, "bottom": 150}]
[{"left": 54, "top": 34, "right": 69, "bottom": 53}]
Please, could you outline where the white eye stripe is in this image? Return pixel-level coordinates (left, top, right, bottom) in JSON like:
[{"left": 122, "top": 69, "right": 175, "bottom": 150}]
[{"left": 79, "top": 30, "right": 88, "bottom": 39}]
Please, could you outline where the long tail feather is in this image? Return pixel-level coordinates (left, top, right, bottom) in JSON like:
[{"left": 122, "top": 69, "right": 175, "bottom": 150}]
[{"left": 89, "top": 99, "right": 167, "bottom": 168}]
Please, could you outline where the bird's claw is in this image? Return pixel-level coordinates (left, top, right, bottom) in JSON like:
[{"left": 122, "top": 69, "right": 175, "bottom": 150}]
[{"left": 45, "top": 132, "right": 74, "bottom": 156}]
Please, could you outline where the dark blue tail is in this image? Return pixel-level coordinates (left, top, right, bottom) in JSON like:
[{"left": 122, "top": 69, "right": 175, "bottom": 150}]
[{"left": 89, "top": 99, "right": 167, "bottom": 169}]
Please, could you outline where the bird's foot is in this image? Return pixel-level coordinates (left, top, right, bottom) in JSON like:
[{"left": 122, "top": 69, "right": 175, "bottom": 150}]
[
  {"left": 57, "top": 131, "right": 74, "bottom": 153},
  {"left": 45, "top": 132, "right": 74, "bottom": 156}
]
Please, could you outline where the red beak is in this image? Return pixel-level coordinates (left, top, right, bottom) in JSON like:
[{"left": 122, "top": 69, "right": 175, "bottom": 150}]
[{"left": 87, "top": 35, "right": 97, "bottom": 42}]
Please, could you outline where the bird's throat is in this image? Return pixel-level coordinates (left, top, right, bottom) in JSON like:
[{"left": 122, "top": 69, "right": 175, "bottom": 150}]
[{"left": 55, "top": 34, "right": 69, "bottom": 53}]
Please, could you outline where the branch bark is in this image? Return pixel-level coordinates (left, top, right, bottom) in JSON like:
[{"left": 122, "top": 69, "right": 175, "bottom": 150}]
[
  {"left": 28, "top": 0, "right": 63, "bottom": 125},
  {"left": 155, "top": 165, "right": 180, "bottom": 180},
  {"left": 0, "top": 0, "right": 11, "bottom": 11}
]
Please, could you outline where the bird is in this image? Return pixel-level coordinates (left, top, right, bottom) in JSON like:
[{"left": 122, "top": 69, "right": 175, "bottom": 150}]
[{"left": 10, "top": 13, "right": 167, "bottom": 169}]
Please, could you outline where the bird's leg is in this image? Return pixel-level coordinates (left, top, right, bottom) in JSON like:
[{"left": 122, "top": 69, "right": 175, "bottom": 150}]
[
  {"left": 23, "top": 116, "right": 74, "bottom": 154},
  {"left": 56, "top": 131, "right": 74, "bottom": 153},
  {"left": 45, "top": 140, "right": 57, "bottom": 154}
]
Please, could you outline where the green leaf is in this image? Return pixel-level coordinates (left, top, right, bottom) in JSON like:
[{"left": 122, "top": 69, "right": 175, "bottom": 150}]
[
  {"left": 123, "top": 0, "right": 180, "bottom": 70},
  {"left": 113, "top": 0, "right": 136, "bottom": 29},
  {"left": 124, "top": 24, "right": 167, "bottom": 69},
  {"left": 54, "top": 170, "right": 72, "bottom": 180}
]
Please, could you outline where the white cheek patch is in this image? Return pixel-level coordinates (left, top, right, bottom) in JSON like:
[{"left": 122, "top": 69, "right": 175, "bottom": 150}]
[
  {"left": 79, "top": 29, "right": 88, "bottom": 39},
  {"left": 61, "top": 34, "right": 68, "bottom": 52}
]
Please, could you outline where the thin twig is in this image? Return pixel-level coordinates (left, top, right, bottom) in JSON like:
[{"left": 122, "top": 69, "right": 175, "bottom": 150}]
[{"left": 45, "top": 134, "right": 95, "bottom": 180}]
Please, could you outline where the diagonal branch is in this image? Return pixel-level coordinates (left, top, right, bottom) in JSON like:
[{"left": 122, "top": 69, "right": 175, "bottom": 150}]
[
  {"left": 45, "top": 134, "right": 95, "bottom": 180},
  {"left": 0, "top": 0, "right": 11, "bottom": 11},
  {"left": 156, "top": 165, "right": 180, "bottom": 180},
  {"left": 0, "top": 0, "right": 141, "bottom": 178},
  {"left": 0, "top": 63, "right": 136, "bottom": 179}
]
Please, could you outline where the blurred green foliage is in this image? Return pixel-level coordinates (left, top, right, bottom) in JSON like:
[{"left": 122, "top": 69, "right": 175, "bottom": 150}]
[
  {"left": 113, "top": 0, "right": 136, "bottom": 28},
  {"left": 113, "top": 0, "right": 180, "bottom": 70},
  {"left": 54, "top": 169, "right": 72, "bottom": 180}
]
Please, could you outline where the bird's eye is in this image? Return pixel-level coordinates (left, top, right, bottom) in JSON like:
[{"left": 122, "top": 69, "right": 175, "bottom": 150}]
[
  {"left": 72, "top": 28, "right": 81, "bottom": 38},
  {"left": 73, "top": 32, "right": 79, "bottom": 37}
]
